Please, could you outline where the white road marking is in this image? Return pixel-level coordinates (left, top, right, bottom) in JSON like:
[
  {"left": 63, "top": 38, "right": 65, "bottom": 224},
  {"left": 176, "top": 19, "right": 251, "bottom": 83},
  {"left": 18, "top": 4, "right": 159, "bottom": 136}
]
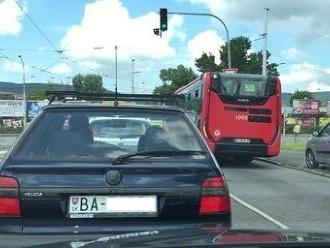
[{"left": 230, "top": 193, "right": 290, "bottom": 230}]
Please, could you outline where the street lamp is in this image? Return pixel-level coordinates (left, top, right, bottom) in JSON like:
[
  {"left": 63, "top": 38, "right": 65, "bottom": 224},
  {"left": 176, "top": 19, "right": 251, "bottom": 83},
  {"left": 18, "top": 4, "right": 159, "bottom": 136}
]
[
  {"left": 131, "top": 59, "right": 141, "bottom": 94},
  {"left": 18, "top": 55, "right": 27, "bottom": 128}
]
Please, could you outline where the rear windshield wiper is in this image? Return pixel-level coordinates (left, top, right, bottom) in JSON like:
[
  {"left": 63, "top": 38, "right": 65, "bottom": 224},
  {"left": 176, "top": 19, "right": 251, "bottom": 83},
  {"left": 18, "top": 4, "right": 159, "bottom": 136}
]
[{"left": 112, "top": 150, "right": 207, "bottom": 165}]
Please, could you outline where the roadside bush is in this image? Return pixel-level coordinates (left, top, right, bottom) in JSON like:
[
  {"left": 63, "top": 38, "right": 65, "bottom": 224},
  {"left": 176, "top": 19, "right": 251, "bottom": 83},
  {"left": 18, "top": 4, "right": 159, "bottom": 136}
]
[{"left": 285, "top": 125, "right": 317, "bottom": 134}]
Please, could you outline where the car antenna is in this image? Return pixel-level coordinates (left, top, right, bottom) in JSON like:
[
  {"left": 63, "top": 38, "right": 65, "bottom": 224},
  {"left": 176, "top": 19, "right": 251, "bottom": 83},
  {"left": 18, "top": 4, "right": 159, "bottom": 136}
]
[{"left": 114, "top": 45, "right": 119, "bottom": 107}]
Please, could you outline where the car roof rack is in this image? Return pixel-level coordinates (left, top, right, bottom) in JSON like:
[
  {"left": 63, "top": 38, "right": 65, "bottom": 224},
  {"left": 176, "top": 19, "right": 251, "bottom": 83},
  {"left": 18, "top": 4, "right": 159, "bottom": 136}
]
[{"left": 45, "top": 90, "right": 185, "bottom": 106}]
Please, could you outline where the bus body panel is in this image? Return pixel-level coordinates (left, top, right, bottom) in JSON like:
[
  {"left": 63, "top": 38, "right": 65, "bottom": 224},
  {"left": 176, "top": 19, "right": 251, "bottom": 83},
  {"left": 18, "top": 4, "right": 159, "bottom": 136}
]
[{"left": 176, "top": 72, "right": 282, "bottom": 159}]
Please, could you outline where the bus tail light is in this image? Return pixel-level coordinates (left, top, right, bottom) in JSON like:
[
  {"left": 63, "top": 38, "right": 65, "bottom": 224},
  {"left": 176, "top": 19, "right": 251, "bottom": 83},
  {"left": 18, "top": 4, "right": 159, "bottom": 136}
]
[
  {"left": 199, "top": 176, "right": 231, "bottom": 214},
  {"left": 202, "top": 121, "right": 215, "bottom": 143},
  {"left": 0, "top": 176, "right": 21, "bottom": 217}
]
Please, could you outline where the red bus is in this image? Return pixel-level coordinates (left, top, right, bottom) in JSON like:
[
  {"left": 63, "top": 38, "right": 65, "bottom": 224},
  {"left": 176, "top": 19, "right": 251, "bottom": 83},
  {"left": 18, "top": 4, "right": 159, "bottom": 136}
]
[{"left": 175, "top": 72, "right": 282, "bottom": 162}]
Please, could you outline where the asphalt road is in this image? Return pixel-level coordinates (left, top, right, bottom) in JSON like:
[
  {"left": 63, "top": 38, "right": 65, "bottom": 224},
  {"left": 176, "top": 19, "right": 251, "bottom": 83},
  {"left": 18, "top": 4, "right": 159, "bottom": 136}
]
[
  {"left": 223, "top": 159, "right": 330, "bottom": 233},
  {"left": 269, "top": 150, "right": 305, "bottom": 167}
]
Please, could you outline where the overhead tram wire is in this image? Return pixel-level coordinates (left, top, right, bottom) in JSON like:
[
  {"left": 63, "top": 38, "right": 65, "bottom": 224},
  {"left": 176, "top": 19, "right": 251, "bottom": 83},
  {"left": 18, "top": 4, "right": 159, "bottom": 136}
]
[
  {"left": 61, "top": 6, "right": 95, "bottom": 50},
  {"left": 60, "top": 55, "right": 98, "bottom": 74},
  {"left": 0, "top": 50, "right": 54, "bottom": 75},
  {"left": 14, "top": 0, "right": 57, "bottom": 51},
  {"left": 0, "top": 50, "right": 65, "bottom": 91},
  {"left": 268, "top": 8, "right": 330, "bottom": 42},
  {"left": 14, "top": 0, "right": 102, "bottom": 76}
]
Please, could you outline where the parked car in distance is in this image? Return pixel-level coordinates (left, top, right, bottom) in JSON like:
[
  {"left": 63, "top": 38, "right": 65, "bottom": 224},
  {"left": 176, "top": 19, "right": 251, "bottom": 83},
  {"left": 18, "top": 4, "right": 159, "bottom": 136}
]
[{"left": 305, "top": 123, "right": 330, "bottom": 168}]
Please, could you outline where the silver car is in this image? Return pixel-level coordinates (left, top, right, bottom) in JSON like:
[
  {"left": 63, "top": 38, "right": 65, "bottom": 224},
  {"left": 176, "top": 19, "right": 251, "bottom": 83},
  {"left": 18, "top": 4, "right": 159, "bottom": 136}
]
[
  {"left": 89, "top": 117, "right": 151, "bottom": 153},
  {"left": 305, "top": 123, "right": 330, "bottom": 168}
]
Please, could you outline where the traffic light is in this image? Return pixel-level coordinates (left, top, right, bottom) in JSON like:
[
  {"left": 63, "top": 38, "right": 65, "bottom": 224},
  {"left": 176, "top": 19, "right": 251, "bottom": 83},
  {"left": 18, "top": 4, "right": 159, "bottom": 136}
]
[{"left": 160, "top": 8, "right": 168, "bottom": 31}]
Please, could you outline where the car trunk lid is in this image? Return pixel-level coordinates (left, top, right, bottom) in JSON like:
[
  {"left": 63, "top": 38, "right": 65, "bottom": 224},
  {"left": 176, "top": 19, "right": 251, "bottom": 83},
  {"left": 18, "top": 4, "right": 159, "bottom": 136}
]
[{"left": 2, "top": 159, "right": 218, "bottom": 233}]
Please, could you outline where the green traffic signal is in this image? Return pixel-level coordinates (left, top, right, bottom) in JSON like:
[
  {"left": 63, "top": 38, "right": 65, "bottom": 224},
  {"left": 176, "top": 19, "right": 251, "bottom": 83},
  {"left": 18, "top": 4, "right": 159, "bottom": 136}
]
[
  {"left": 161, "top": 23, "right": 167, "bottom": 30},
  {"left": 160, "top": 8, "right": 168, "bottom": 31}
]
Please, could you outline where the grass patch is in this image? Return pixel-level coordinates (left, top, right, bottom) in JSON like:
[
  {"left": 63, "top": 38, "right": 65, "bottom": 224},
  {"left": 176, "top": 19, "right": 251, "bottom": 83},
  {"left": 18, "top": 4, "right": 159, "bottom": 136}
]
[
  {"left": 0, "top": 127, "right": 23, "bottom": 134},
  {"left": 281, "top": 141, "right": 305, "bottom": 151}
]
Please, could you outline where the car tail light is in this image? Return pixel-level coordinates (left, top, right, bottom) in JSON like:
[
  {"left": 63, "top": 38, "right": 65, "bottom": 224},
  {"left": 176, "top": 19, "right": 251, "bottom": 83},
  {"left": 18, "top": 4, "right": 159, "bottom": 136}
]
[
  {"left": 0, "top": 176, "right": 21, "bottom": 217},
  {"left": 199, "top": 176, "right": 230, "bottom": 214}
]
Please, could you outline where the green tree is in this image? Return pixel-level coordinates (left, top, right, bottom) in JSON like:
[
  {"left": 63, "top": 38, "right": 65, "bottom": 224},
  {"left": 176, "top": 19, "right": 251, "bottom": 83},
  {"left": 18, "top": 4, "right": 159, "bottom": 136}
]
[
  {"left": 220, "top": 36, "right": 250, "bottom": 71},
  {"left": 195, "top": 52, "right": 220, "bottom": 73},
  {"left": 290, "top": 90, "right": 314, "bottom": 105},
  {"left": 246, "top": 51, "right": 279, "bottom": 76},
  {"left": 154, "top": 65, "right": 197, "bottom": 94},
  {"left": 72, "top": 73, "right": 104, "bottom": 93},
  {"left": 28, "top": 84, "right": 53, "bottom": 100},
  {"left": 72, "top": 74, "right": 84, "bottom": 92},
  {"left": 153, "top": 83, "right": 173, "bottom": 95},
  {"left": 219, "top": 36, "right": 279, "bottom": 76}
]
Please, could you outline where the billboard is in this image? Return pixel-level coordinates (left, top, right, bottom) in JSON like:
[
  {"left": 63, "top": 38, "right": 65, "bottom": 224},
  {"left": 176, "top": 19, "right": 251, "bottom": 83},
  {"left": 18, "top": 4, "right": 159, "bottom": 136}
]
[
  {"left": 297, "top": 117, "right": 316, "bottom": 127},
  {"left": 0, "top": 100, "right": 23, "bottom": 117},
  {"left": 292, "top": 99, "right": 320, "bottom": 115},
  {"left": 27, "top": 101, "right": 48, "bottom": 117}
]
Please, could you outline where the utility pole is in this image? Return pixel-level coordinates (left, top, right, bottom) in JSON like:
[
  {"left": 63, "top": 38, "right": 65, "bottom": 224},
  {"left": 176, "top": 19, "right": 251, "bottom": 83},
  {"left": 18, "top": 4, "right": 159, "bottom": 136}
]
[
  {"left": 18, "top": 55, "right": 27, "bottom": 128},
  {"left": 262, "top": 8, "right": 269, "bottom": 76},
  {"left": 166, "top": 11, "right": 231, "bottom": 68},
  {"left": 115, "top": 46, "right": 118, "bottom": 92},
  {"left": 131, "top": 59, "right": 135, "bottom": 94},
  {"left": 115, "top": 45, "right": 118, "bottom": 106}
]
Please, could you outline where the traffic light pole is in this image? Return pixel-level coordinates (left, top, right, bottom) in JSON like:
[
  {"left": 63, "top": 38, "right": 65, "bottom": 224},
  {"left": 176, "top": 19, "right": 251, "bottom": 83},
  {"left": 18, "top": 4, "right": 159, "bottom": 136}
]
[{"left": 167, "top": 11, "right": 231, "bottom": 69}]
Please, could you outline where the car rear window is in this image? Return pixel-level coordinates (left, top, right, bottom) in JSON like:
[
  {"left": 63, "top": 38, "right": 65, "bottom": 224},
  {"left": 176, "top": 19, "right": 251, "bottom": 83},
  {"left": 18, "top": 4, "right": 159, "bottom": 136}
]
[{"left": 13, "top": 109, "right": 204, "bottom": 161}]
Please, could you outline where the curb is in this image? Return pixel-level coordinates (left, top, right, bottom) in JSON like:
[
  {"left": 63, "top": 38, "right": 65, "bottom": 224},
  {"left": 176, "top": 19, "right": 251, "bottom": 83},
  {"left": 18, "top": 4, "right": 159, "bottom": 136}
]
[
  {"left": 254, "top": 158, "right": 282, "bottom": 166},
  {"left": 258, "top": 158, "right": 330, "bottom": 179},
  {"left": 0, "top": 134, "right": 20, "bottom": 137}
]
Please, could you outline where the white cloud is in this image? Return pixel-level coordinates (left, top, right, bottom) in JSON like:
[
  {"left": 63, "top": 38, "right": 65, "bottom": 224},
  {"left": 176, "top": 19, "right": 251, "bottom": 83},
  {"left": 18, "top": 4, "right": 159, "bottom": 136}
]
[
  {"left": 281, "top": 48, "right": 306, "bottom": 60},
  {"left": 0, "top": 0, "right": 24, "bottom": 36},
  {"left": 307, "top": 81, "right": 330, "bottom": 92},
  {"left": 2, "top": 60, "right": 28, "bottom": 73},
  {"left": 280, "top": 63, "right": 330, "bottom": 92},
  {"left": 80, "top": 60, "right": 102, "bottom": 70},
  {"left": 37, "top": 46, "right": 49, "bottom": 51},
  {"left": 181, "top": 0, "right": 330, "bottom": 43},
  {"left": 61, "top": 0, "right": 184, "bottom": 63},
  {"left": 50, "top": 63, "right": 71, "bottom": 74},
  {"left": 187, "top": 29, "right": 224, "bottom": 64}
]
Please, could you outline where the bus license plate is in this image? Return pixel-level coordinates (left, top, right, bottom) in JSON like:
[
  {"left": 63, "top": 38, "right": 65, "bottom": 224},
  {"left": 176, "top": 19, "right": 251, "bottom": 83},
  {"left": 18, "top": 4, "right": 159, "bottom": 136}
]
[
  {"left": 68, "top": 195, "right": 157, "bottom": 218},
  {"left": 234, "top": 138, "right": 251, "bottom": 144}
]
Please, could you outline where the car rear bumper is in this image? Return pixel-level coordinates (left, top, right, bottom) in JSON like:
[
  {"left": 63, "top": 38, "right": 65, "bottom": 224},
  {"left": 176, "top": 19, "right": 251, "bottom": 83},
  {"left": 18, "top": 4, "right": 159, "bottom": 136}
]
[{"left": 0, "top": 215, "right": 231, "bottom": 234}]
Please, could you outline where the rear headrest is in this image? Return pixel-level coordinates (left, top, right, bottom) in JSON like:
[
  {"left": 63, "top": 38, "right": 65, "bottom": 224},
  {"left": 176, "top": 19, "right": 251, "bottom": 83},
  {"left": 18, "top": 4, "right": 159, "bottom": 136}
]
[{"left": 69, "top": 113, "right": 89, "bottom": 130}]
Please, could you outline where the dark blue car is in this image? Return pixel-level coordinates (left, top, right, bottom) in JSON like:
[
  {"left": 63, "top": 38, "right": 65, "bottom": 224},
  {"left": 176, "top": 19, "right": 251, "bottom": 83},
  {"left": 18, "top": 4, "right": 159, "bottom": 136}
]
[{"left": 0, "top": 102, "right": 231, "bottom": 234}]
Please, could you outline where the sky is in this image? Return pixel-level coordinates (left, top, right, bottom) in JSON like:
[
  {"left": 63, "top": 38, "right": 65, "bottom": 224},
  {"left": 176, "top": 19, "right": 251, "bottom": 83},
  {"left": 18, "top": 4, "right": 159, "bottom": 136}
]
[{"left": 0, "top": 0, "right": 330, "bottom": 93}]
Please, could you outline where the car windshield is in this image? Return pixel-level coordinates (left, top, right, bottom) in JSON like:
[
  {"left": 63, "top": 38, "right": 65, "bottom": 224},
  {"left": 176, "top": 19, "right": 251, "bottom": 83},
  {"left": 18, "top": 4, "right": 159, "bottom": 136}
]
[{"left": 13, "top": 109, "right": 203, "bottom": 161}]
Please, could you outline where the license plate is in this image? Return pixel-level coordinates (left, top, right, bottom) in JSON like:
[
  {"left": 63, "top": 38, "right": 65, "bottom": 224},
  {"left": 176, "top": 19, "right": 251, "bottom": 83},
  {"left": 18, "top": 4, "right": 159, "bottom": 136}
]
[
  {"left": 68, "top": 195, "right": 157, "bottom": 218},
  {"left": 234, "top": 138, "right": 251, "bottom": 144}
]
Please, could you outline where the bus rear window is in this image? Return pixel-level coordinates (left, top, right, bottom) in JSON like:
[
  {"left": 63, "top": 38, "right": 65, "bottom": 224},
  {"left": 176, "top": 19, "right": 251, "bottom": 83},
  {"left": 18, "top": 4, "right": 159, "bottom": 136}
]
[{"left": 212, "top": 74, "right": 277, "bottom": 97}]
